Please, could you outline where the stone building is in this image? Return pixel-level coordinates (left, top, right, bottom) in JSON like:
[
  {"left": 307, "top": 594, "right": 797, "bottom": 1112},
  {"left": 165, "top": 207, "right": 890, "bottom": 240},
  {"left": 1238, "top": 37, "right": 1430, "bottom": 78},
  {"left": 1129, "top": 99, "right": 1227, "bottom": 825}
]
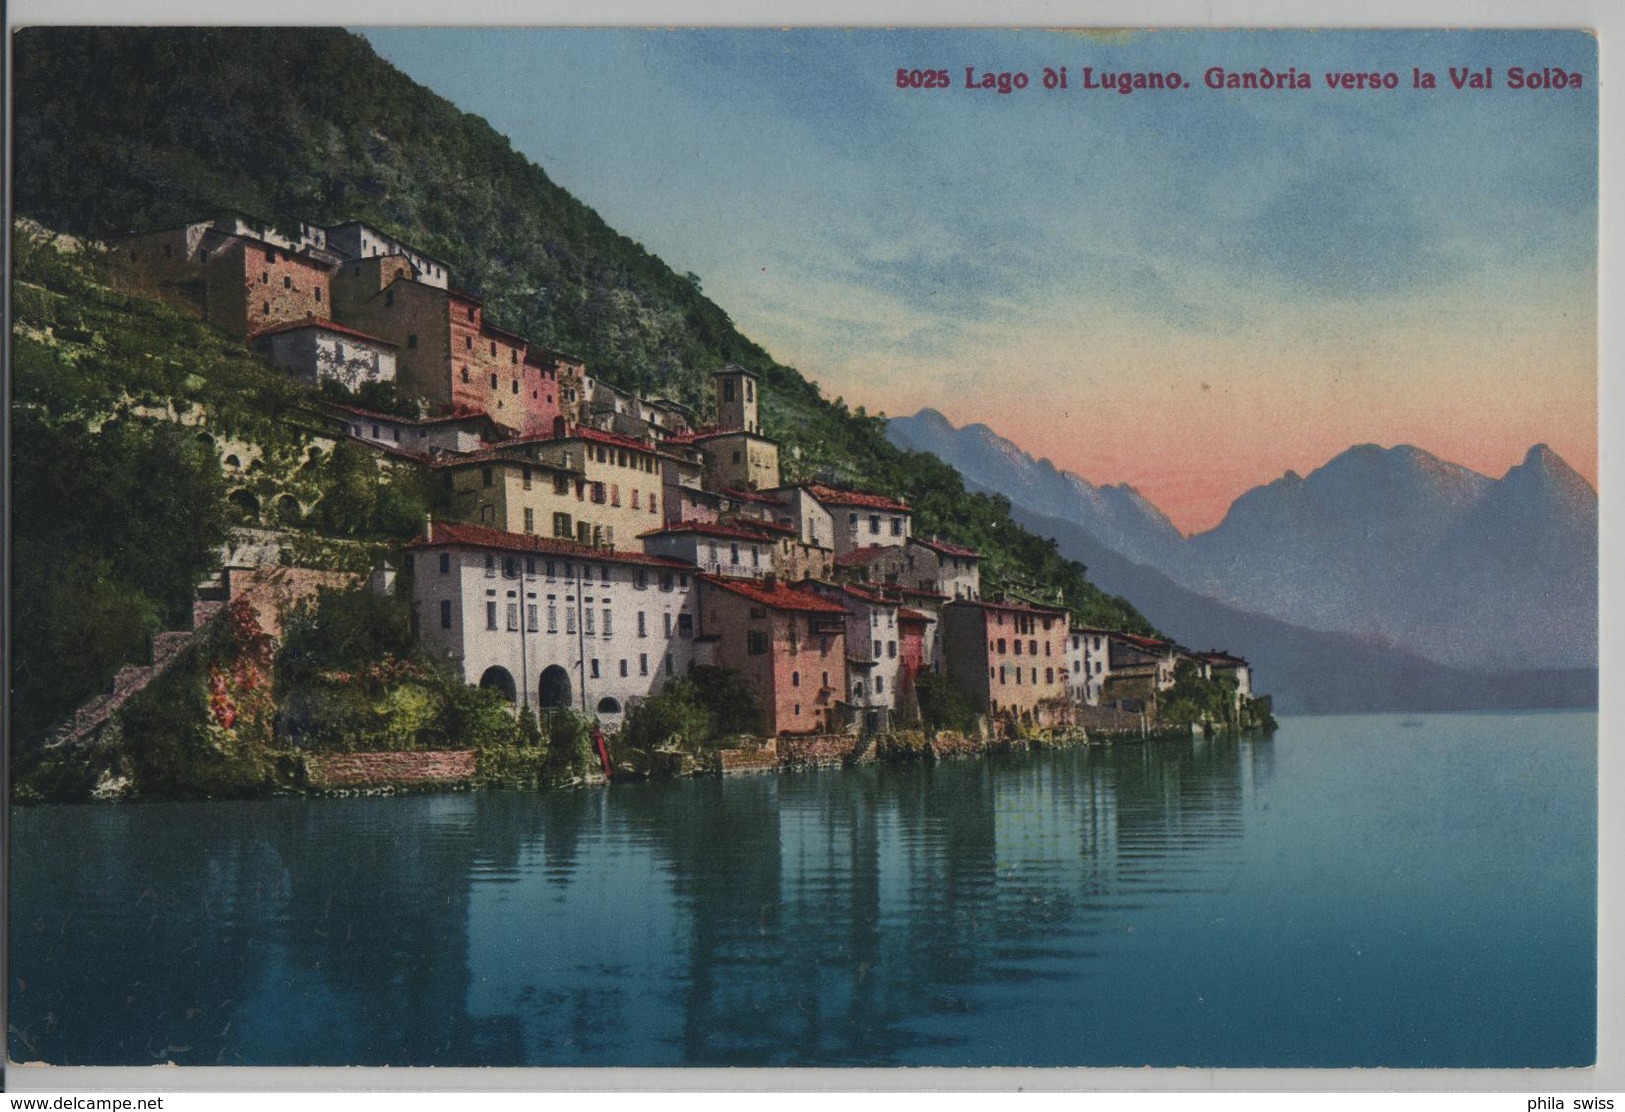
[
  {"left": 639, "top": 521, "right": 779, "bottom": 579},
  {"left": 696, "top": 575, "right": 849, "bottom": 736},
  {"left": 251, "top": 320, "right": 397, "bottom": 392},
  {"left": 407, "top": 520, "right": 698, "bottom": 728},
  {"left": 798, "top": 484, "right": 912, "bottom": 556},
  {"left": 325, "top": 220, "right": 451, "bottom": 289},
  {"left": 322, "top": 402, "right": 500, "bottom": 457},
  {"left": 942, "top": 598, "right": 1071, "bottom": 724},
  {"left": 113, "top": 218, "right": 335, "bottom": 338},
  {"left": 1102, "top": 633, "right": 1179, "bottom": 711},
  {"left": 831, "top": 535, "right": 981, "bottom": 601}
]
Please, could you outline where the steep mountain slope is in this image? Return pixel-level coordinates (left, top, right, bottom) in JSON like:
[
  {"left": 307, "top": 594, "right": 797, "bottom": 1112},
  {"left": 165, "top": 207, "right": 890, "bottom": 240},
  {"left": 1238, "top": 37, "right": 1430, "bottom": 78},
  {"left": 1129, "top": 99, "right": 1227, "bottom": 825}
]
[
  {"left": 888, "top": 408, "right": 1186, "bottom": 567},
  {"left": 1000, "top": 494, "right": 1597, "bottom": 714},
  {"left": 897, "top": 409, "right": 1598, "bottom": 679}
]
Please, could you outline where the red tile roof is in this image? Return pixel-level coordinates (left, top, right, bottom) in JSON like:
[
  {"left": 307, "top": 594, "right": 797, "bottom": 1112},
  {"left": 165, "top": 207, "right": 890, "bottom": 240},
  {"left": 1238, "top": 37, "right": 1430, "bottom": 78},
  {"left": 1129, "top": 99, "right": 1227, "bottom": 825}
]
[
  {"left": 897, "top": 607, "right": 936, "bottom": 623},
  {"left": 721, "top": 487, "right": 788, "bottom": 506},
  {"left": 804, "top": 483, "right": 909, "bottom": 511},
  {"left": 565, "top": 424, "right": 662, "bottom": 455},
  {"left": 428, "top": 445, "right": 578, "bottom": 470},
  {"left": 951, "top": 598, "right": 1070, "bottom": 617},
  {"left": 911, "top": 535, "right": 980, "bottom": 559},
  {"left": 1198, "top": 651, "right": 1249, "bottom": 665},
  {"left": 407, "top": 520, "right": 693, "bottom": 569},
  {"left": 833, "top": 545, "right": 899, "bottom": 567},
  {"left": 700, "top": 575, "right": 849, "bottom": 615},
  {"left": 639, "top": 521, "right": 779, "bottom": 543},
  {"left": 324, "top": 402, "right": 498, "bottom": 429},
  {"left": 249, "top": 319, "right": 397, "bottom": 346},
  {"left": 1113, "top": 632, "right": 1172, "bottom": 651}
]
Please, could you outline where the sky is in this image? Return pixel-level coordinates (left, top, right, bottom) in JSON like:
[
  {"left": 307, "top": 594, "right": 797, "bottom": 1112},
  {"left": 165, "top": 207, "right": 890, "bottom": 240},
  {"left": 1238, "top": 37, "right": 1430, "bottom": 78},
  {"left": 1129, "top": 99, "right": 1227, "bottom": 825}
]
[{"left": 362, "top": 28, "right": 1597, "bottom": 535}]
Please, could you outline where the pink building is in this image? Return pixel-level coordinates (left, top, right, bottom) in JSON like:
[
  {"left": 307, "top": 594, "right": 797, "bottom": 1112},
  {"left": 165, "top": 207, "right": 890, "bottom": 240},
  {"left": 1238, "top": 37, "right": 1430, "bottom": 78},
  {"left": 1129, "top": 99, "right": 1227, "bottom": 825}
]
[{"left": 696, "top": 575, "right": 849, "bottom": 736}]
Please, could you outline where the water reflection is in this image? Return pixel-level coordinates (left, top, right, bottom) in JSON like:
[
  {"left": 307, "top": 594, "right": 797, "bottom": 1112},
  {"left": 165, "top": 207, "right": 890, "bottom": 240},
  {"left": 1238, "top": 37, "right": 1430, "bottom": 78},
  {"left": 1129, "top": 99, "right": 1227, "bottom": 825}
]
[{"left": 12, "top": 721, "right": 1594, "bottom": 1068}]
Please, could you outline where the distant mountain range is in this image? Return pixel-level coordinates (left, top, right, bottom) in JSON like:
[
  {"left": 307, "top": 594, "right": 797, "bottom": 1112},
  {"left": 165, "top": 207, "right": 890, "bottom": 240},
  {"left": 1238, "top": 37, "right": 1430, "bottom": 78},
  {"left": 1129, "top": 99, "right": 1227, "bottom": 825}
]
[{"left": 889, "top": 409, "right": 1597, "bottom": 712}]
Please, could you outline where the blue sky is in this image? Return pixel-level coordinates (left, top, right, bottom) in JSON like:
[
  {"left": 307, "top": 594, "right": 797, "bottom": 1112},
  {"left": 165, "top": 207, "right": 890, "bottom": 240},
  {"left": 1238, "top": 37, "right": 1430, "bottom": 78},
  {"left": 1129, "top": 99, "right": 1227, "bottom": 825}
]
[{"left": 362, "top": 27, "right": 1596, "bottom": 532}]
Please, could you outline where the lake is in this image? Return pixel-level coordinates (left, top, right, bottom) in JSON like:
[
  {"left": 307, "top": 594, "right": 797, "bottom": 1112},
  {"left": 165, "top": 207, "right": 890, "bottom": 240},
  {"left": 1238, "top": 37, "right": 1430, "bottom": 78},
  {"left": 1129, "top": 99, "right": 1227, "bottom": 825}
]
[{"left": 8, "top": 711, "right": 1596, "bottom": 1068}]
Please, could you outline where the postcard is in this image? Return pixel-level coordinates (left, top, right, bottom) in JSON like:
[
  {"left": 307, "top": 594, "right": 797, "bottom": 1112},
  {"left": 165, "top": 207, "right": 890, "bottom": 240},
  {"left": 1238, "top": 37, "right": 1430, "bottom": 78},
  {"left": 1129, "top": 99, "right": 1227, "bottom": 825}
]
[{"left": 4, "top": 19, "right": 1608, "bottom": 1092}]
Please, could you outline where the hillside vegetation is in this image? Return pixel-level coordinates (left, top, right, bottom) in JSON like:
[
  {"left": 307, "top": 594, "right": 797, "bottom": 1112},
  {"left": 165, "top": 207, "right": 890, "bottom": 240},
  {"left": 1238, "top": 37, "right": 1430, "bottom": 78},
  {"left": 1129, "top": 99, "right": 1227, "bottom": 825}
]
[{"left": 11, "top": 28, "right": 1155, "bottom": 755}]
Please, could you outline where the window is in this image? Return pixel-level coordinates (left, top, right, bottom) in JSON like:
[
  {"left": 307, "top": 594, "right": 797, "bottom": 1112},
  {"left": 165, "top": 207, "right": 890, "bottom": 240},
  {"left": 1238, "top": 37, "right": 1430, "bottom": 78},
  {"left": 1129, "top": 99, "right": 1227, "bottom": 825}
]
[
  {"left": 663, "top": 612, "right": 673, "bottom": 637},
  {"left": 491, "top": 341, "right": 498, "bottom": 356},
  {"left": 440, "top": 600, "right": 452, "bottom": 629},
  {"left": 262, "top": 302, "right": 270, "bottom": 314},
  {"left": 874, "top": 640, "right": 882, "bottom": 658},
  {"left": 732, "top": 450, "right": 741, "bottom": 464},
  {"left": 407, "top": 334, "right": 418, "bottom": 349},
  {"left": 485, "top": 555, "right": 497, "bottom": 578},
  {"left": 523, "top": 508, "right": 535, "bottom": 533},
  {"left": 385, "top": 290, "right": 394, "bottom": 307},
  {"left": 602, "top": 610, "right": 612, "bottom": 637},
  {"left": 468, "top": 306, "right": 476, "bottom": 321},
  {"left": 466, "top": 336, "right": 473, "bottom": 350},
  {"left": 723, "top": 380, "right": 735, "bottom": 401},
  {"left": 439, "top": 553, "right": 451, "bottom": 574},
  {"left": 892, "top": 518, "right": 903, "bottom": 536},
  {"left": 527, "top": 604, "right": 538, "bottom": 632},
  {"left": 553, "top": 512, "right": 572, "bottom": 538},
  {"left": 512, "top": 381, "right": 519, "bottom": 394},
  {"left": 315, "top": 288, "right": 322, "bottom": 303},
  {"left": 266, "top": 249, "right": 277, "bottom": 264},
  {"left": 590, "top": 659, "right": 601, "bottom": 679},
  {"left": 678, "top": 613, "right": 693, "bottom": 638},
  {"left": 731, "top": 543, "right": 740, "bottom": 565},
  {"left": 482, "top": 467, "right": 494, "bottom": 488},
  {"left": 876, "top": 677, "right": 884, "bottom": 693},
  {"left": 522, "top": 466, "right": 533, "bottom": 490},
  {"left": 665, "top": 654, "right": 675, "bottom": 676},
  {"left": 461, "top": 367, "right": 470, "bottom": 383},
  {"left": 639, "top": 654, "right": 649, "bottom": 676},
  {"left": 888, "top": 641, "right": 897, "bottom": 659},
  {"left": 486, "top": 601, "right": 498, "bottom": 630},
  {"left": 1030, "top": 640, "right": 1039, "bottom": 656},
  {"left": 870, "top": 515, "right": 881, "bottom": 535},
  {"left": 547, "top": 599, "right": 558, "bottom": 633},
  {"left": 283, "top": 276, "right": 292, "bottom": 289},
  {"left": 584, "top": 608, "right": 595, "bottom": 636},
  {"left": 747, "top": 630, "right": 769, "bottom": 655},
  {"left": 261, "top": 272, "right": 270, "bottom": 285},
  {"left": 792, "top": 672, "right": 801, "bottom": 688},
  {"left": 1046, "top": 668, "right": 1055, "bottom": 684},
  {"left": 619, "top": 659, "right": 629, "bottom": 677},
  {"left": 566, "top": 606, "right": 577, "bottom": 634},
  {"left": 490, "top": 374, "right": 499, "bottom": 390},
  {"left": 611, "top": 484, "right": 620, "bottom": 507},
  {"left": 506, "top": 603, "right": 519, "bottom": 631}
]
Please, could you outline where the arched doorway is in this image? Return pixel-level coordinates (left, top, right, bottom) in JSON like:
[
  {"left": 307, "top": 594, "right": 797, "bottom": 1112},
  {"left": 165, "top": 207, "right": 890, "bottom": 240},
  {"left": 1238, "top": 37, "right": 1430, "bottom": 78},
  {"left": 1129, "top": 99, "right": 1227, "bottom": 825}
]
[
  {"left": 479, "top": 666, "right": 516, "bottom": 702},
  {"left": 228, "top": 489, "right": 260, "bottom": 523},
  {"left": 273, "top": 493, "right": 303, "bottom": 526},
  {"left": 595, "top": 696, "right": 622, "bottom": 716},
  {"left": 538, "top": 665, "right": 572, "bottom": 710}
]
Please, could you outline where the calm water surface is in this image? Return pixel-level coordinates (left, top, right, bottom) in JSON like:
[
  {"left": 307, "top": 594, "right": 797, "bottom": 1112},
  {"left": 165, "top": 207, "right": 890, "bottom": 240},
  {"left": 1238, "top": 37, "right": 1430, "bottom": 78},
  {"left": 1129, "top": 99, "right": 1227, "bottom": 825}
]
[{"left": 9, "top": 712, "right": 1596, "bottom": 1067}]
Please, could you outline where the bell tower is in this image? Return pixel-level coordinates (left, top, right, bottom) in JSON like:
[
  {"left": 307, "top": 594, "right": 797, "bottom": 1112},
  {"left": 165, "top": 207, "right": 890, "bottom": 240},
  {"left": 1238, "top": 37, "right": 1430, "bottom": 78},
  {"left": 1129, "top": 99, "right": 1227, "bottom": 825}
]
[{"left": 714, "top": 363, "right": 759, "bottom": 434}]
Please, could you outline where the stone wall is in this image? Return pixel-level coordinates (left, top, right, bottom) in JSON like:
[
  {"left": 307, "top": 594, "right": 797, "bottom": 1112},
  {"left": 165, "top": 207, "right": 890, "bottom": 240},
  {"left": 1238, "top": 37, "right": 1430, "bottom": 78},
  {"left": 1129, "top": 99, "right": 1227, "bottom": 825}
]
[
  {"left": 303, "top": 749, "right": 477, "bottom": 790},
  {"left": 226, "top": 565, "right": 362, "bottom": 638},
  {"left": 929, "top": 731, "right": 983, "bottom": 759},
  {"left": 717, "top": 740, "right": 778, "bottom": 774},
  {"left": 1074, "top": 704, "right": 1147, "bottom": 735},
  {"left": 777, "top": 733, "right": 872, "bottom": 770}
]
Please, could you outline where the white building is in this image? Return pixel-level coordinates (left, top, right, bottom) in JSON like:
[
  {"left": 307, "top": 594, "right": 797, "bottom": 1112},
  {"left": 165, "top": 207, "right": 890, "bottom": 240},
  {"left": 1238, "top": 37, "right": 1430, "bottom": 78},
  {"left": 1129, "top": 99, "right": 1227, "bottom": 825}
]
[
  {"left": 1066, "top": 626, "right": 1114, "bottom": 706},
  {"left": 251, "top": 320, "right": 397, "bottom": 392},
  {"left": 326, "top": 221, "right": 452, "bottom": 289},
  {"left": 324, "top": 402, "right": 499, "bottom": 456},
  {"left": 408, "top": 520, "right": 699, "bottom": 728}
]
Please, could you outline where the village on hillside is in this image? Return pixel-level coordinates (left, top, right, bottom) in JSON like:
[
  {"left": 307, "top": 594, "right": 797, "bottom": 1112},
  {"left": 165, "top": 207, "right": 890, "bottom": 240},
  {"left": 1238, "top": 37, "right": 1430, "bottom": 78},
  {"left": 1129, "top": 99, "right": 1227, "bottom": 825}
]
[{"left": 75, "top": 210, "right": 1268, "bottom": 780}]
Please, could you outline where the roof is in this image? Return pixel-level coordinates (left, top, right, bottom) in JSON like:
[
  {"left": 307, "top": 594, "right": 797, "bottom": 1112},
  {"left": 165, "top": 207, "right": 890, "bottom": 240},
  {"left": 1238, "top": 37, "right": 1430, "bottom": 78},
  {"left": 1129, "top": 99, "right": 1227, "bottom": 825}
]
[
  {"left": 1198, "top": 651, "right": 1249, "bottom": 666},
  {"left": 407, "top": 520, "right": 693, "bottom": 569},
  {"left": 323, "top": 402, "right": 497, "bottom": 429},
  {"left": 897, "top": 607, "right": 936, "bottom": 623},
  {"left": 428, "top": 444, "right": 579, "bottom": 471},
  {"left": 1113, "top": 632, "right": 1172, "bottom": 651},
  {"left": 249, "top": 319, "right": 398, "bottom": 347},
  {"left": 833, "top": 545, "right": 899, "bottom": 568},
  {"left": 699, "top": 575, "right": 849, "bottom": 615},
  {"left": 911, "top": 535, "right": 981, "bottom": 560},
  {"left": 716, "top": 362, "right": 759, "bottom": 379},
  {"left": 481, "top": 321, "right": 527, "bottom": 346},
  {"left": 803, "top": 579, "right": 898, "bottom": 609},
  {"left": 803, "top": 483, "right": 910, "bottom": 512},
  {"left": 721, "top": 487, "right": 788, "bottom": 506},
  {"left": 639, "top": 521, "right": 778, "bottom": 543},
  {"left": 564, "top": 424, "right": 662, "bottom": 455},
  {"left": 948, "top": 597, "right": 1069, "bottom": 617}
]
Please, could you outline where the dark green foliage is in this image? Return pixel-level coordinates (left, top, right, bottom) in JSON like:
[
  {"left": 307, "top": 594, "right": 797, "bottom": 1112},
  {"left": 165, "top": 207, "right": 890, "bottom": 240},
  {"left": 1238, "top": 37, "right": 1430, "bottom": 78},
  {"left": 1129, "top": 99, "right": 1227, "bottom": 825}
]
[
  {"left": 544, "top": 711, "right": 599, "bottom": 783},
  {"left": 118, "top": 630, "right": 272, "bottom": 799},
  {"left": 306, "top": 440, "right": 429, "bottom": 539},
  {"left": 620, "top": 676, "right": 722, "bottom": 751},
  {"left": 276, "top": 586, "right": 417, "bottom": 689},
  {"left": 438, "top": 683, "right": 522, "bottom": 751},
  {"left": 916, "top": 673, "right": 979, "bottom": 735},
  {"left": 686, "top": 665, "right": 764, "bottom": 738},
  {"left": 10, "top": 413, "right": 229, "bottom": 744},
  {"left": 1157, "top": 660, "right": 1274, "bottom": 734}
]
